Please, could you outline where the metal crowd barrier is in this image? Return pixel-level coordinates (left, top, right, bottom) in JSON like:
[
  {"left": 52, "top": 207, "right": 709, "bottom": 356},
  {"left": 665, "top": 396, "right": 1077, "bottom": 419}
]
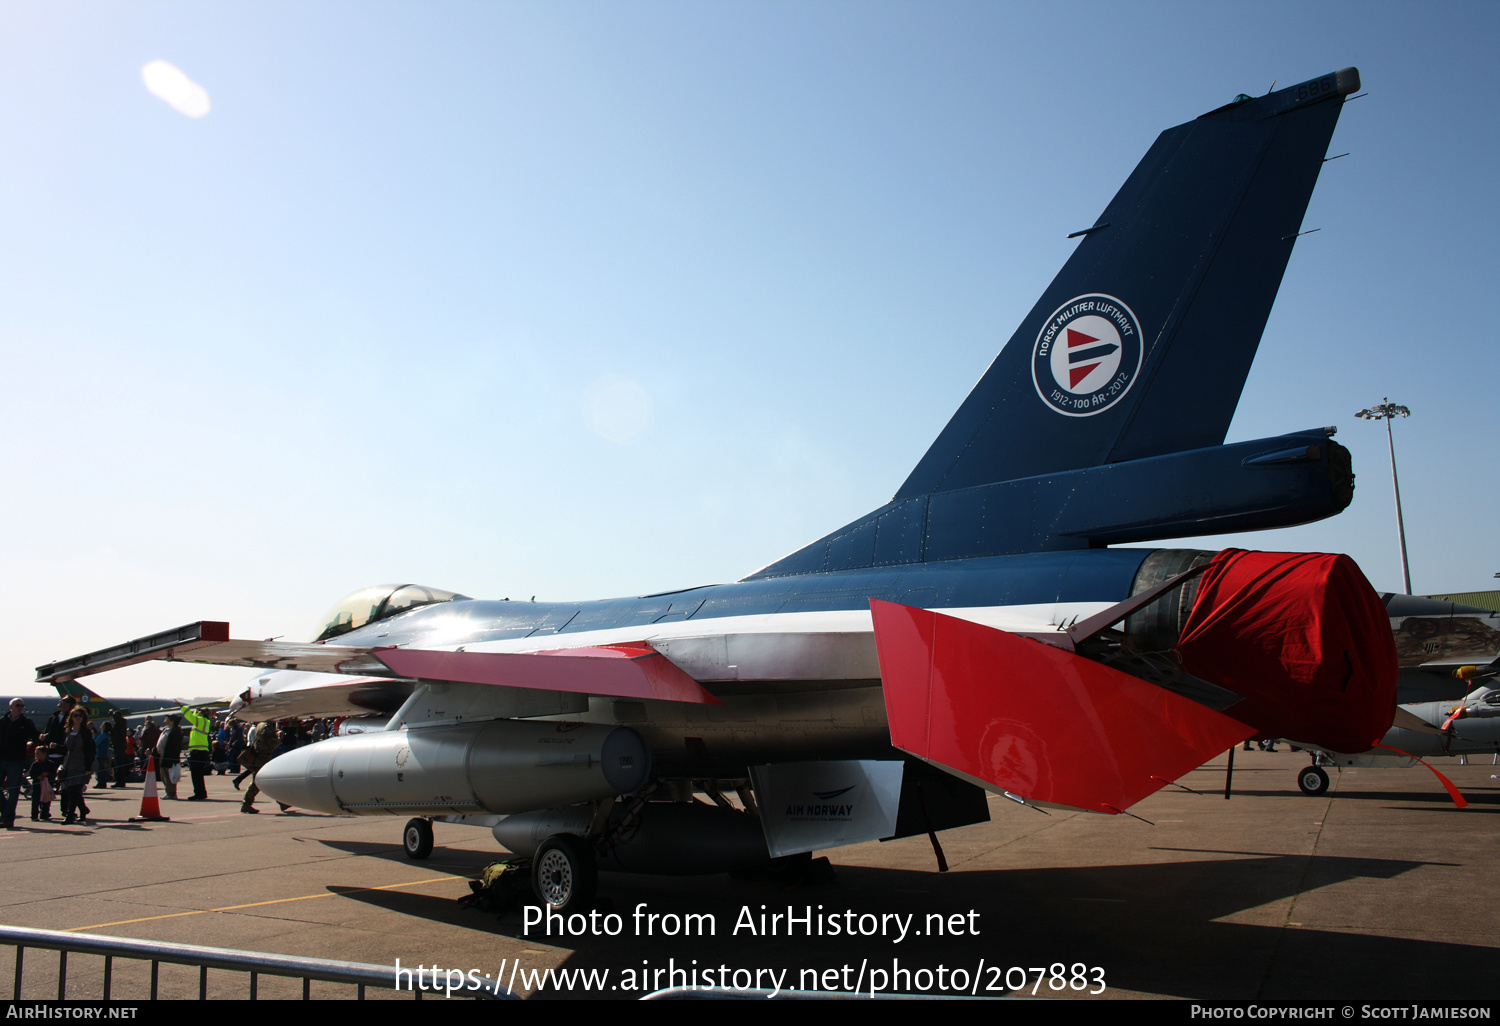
[{"left": 2, "top": 925, "right": 515, "bottom": 1000}]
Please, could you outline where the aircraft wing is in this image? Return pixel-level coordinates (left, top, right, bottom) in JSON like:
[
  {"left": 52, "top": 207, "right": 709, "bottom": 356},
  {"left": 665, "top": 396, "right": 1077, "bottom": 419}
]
[
  {"left": 36, "top": 622, "right": 720, "bottom": 706},
  {"left": 34, "top": 622, "right": 388, "bottom": 680}
]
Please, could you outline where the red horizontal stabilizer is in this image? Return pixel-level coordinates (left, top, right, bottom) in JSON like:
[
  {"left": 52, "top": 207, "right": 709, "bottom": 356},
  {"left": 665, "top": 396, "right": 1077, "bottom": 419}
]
[
  {"left": 1175, "top": 550, "right": 1397, "bottom": 753},
  {"left": 870, "top": 599, "right": 1253, "bottom": 814},
  {"left": 374, "top": 643, "right": 720, "bottom": 705}
]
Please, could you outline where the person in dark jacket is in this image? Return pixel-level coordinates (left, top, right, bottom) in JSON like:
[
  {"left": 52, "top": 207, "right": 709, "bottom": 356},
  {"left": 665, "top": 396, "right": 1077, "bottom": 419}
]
[
  {"left": 111, "top": 712, "right": 130, "bottom": 788},
  {"left": 1, "top": 698, "right": 41, "bottom": 830},
  {"left": 58, "top": 708, "right": 95, "bottom": 825},
  {"left": 156, "top": 716, "right": 184, "bottom": 800},
  {"left": 93, "top": 723, "right": 112, "bottom": 789},
  {"left": 226, "top": 722, "right": 246, "bottom": 777},
  {"left": 138, "top": 717, "right": 160, "bottom": 775},
  {"left": 43, "top": 696, "right": 77, "bottom": 776}
]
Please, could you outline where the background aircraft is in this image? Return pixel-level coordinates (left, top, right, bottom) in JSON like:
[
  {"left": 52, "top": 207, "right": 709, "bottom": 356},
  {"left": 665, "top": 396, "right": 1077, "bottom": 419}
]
[
  {"left": 1292, "top": 656, "right": 1500, "bottom": 797},
  {"left": 49, "top": 678, "right": 226, "bottom": 728},
  {"left": 38, "top": 69, "right": 1390, "bottom": 912},
  {"left": 1384, "top": 594, "right": 1500, "bottom": 704},
  {"left": 3, "top": 684, "right": 216, "bottom": 735}
]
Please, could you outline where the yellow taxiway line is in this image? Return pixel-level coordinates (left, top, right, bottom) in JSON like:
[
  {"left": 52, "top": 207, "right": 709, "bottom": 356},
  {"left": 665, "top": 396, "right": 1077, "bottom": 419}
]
[{"left": 67, "top": 876, "right": 456, "bottom": 932}]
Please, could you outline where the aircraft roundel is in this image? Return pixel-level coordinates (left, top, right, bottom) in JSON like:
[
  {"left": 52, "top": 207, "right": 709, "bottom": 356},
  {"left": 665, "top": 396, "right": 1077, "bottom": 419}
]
[{"left": 1031, "top": 294, "right": 1143, "bottom": 417}]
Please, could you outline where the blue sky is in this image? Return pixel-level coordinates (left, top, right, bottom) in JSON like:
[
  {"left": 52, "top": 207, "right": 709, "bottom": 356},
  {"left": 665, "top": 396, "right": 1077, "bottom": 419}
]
[{"left": 2, "top": 2, "right": 1496, "bottom": 698}]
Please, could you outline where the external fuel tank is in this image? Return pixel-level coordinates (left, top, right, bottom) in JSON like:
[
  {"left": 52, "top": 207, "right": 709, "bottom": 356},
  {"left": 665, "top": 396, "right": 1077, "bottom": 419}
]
[{"left": 255, "top": 720, "right": 649, "bottom": 816}]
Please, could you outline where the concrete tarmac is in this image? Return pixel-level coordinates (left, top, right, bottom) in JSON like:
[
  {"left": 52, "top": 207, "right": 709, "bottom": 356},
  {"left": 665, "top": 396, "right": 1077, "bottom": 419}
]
[{"left": 2, "top": 749, "right": 1497, "bottom": 1001}]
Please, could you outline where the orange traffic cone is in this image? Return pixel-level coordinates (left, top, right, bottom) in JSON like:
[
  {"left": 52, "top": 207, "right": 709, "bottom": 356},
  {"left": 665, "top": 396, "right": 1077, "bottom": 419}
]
[{"left": 129, "top": 754, "right": 170, "bottom": 822}]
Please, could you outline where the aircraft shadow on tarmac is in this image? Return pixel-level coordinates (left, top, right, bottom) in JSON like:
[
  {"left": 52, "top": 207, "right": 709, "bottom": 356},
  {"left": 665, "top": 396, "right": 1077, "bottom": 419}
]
[
  {"left": 322, "top": 850, "right": 1493, "bottom": 1000},
  {"left": 310, "top": 836, "right": 505, "bottom": 867},
  {"left": 1232, "top": 787, "right": 1500, "bottom": 808}
]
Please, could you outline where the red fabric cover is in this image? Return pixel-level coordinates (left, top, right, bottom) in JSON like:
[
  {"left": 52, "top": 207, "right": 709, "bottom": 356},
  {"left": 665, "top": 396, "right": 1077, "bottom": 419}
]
[
  {"left": 871, "top": 600, "right": 1254, "bottom": 814},
  {"left": 1175, "top": 550, "right": 1396, "bottom": 753}
]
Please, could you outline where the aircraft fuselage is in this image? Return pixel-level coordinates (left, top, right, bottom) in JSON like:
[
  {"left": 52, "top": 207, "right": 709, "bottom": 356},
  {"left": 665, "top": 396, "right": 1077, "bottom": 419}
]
[{"left": 237, "top": 547, "right": 1172, "bottom": 775}]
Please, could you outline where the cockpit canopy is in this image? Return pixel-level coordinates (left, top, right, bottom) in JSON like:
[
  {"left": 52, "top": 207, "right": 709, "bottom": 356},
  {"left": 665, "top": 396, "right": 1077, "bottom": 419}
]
[{"left": 313, "top": 583, "right": 470, "bottom": 642}]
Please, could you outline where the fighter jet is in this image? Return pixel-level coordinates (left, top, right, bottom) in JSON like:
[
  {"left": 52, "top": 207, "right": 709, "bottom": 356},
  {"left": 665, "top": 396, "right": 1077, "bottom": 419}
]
[
  {"left": 1384, "top": 594, "right": 1500, "bottom": 704},
  {"left": 37, "top": 69, "right": 1391, "bottom": 912}
]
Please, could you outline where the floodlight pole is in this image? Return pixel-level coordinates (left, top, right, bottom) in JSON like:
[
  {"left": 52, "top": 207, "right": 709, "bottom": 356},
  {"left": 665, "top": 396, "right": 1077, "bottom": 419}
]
[
  {"left": 1383, "top": 414, "right": 1411, "bottom": 596},
  {"left": 1355, "top": 398, "right": 1412, "bottom": 595}
]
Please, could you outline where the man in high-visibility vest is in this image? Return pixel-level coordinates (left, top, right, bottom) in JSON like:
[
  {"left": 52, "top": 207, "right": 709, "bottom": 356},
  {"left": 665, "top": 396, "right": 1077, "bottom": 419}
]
[{"left": 181, "top": 705, "right": 213, "bottom": 801}]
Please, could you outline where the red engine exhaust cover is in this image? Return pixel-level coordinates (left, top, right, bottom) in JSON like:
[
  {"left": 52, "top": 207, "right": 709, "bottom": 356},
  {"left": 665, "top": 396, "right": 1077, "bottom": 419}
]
[{"left": 1175, "top": 549, "right": 1397, "bottom": 753}]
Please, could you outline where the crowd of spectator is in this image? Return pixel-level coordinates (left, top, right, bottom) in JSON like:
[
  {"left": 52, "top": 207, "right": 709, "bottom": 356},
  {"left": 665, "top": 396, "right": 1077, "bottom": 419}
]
[{"left": 0, "top": 693, "right": 344, "bottom": 828}]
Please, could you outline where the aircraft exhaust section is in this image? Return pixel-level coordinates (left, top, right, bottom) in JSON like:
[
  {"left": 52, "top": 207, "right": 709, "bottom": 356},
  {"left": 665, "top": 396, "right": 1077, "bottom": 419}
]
[
  {"left": 1125, "top": 547, "right": 1217, "bottom": 650},
  {"left": 254, "top": 720, "right": 649, "bottom": 817}
]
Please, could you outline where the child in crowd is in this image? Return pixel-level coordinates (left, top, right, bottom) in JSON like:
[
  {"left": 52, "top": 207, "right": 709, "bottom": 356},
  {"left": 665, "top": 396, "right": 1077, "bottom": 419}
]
[{"left": 28, "top": 746, "right": 55, "bottom": 822}]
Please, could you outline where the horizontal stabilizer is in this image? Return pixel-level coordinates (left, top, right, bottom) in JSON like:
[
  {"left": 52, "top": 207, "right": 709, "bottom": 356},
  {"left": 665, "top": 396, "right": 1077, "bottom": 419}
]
[
  {"left": 375, "top": 643, "right": 721, "bottom": 705},
  {"left": 870, "top": 599, "right": 1253, "bottom": 813}
]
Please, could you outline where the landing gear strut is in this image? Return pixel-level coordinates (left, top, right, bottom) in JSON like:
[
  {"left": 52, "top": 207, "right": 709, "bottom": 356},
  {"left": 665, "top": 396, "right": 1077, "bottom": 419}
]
[{"left": 403, "top": 817, "right": 434, "bottom": 860}]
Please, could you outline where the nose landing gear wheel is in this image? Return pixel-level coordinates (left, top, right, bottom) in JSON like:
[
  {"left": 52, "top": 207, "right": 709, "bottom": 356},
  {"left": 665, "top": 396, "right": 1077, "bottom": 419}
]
[
  {"left": 403, "top": 817, "right": 434, "bottom": 859},
  {"left": 1297, "top": 766, "right": 1330, "bottom": 795},
  {"left": 531, "top": 834, "right": 597, "bottom": 913}
]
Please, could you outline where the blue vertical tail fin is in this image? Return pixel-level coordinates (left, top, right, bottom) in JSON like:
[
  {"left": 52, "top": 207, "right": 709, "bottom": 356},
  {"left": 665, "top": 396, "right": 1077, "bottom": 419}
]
[{"left": 750, "top": 70, "right": 1360, "bottom": 580}]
